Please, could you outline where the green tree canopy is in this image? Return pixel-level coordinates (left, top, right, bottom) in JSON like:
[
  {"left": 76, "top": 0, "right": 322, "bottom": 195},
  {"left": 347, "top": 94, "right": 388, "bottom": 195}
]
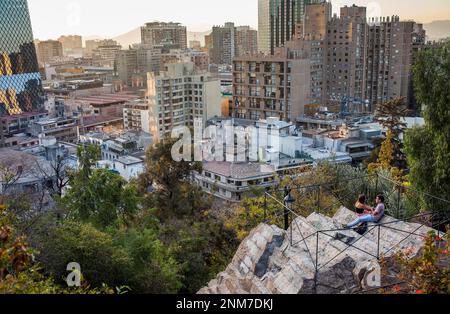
[
  {"left": 406, "top": 40, "right": 450, "bottom": 215},
  {"left": 38, "top": 221, "right": 132, "bottom": 288},
  {"left": 62, "top": 168, "right": 140, "bottom": 229},
  {"left": 139, "top": 137, "right": 204, "bottom": 219}
]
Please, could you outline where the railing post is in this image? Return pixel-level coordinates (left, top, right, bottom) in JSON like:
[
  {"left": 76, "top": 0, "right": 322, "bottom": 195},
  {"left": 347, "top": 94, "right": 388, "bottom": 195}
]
[
  {"left": 284, "top": 207, "right": 289, "bottom": 231},
  {"left": 377, "top": 225, "right": 381, "bottom": 260},
  {"left": 283, "top": 186, "right": 294, "bottom": 231},
  {"left": 290, "top": 212, "right": 293, "bottom": 246},
  {"left": 397, "top": 185, "right": 401, "bottom": 219},
  {"left": 315, "top": 232, "right": 319, "bottom": 293}
]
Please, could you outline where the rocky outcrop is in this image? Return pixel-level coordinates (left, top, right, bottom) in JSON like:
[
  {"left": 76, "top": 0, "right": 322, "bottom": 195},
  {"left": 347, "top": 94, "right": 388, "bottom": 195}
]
[{"left": 198, "top": 207, "right": 434, "bottom": 294}]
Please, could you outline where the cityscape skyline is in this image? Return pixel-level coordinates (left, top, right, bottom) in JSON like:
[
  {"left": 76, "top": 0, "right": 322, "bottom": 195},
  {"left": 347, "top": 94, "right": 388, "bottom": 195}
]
[
  {"left": 0, "top": 0, "right": 448, "bottom": 299},
  {"left": 28, "top": 0, "right": 450, "bottom": 40}
]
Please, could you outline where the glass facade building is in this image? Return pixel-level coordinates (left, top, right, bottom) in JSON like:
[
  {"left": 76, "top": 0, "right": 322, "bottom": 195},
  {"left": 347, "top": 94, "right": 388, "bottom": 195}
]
[
  {"left": 258, "top": 0, "right": 324, "bottom": 55},
  {"left": 0, "top": 0, "right": 44, "bottom": 117}
]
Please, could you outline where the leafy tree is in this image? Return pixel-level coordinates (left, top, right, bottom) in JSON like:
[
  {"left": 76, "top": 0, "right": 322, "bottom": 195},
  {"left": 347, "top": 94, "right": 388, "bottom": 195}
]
[
  {"left": 62, "top": 144, "right": 140, "bottom": 229},
  {"left": 76, "top": 144, "right": 101, "bottom": 180},
  {"left": 164, "top": 214, "right": 238, "bottom": 293},
  {"left": 406, "top": 40, "right": 450, "bottom": 211},
  {"left": 279, "top": 162, "right": 373, "bottom": 217},
  {"left": 362, "top": 137, "right": 384, "bottom": 169},
  {"left": 62, "top": 169, "right": 140, "bottom": 229},
  {"left": 368, "top": 131, "right": 403, "bottom": 180},
  {"left": 0, "top": 206, "right": 113, "bottom": 294},
  {"left": 38, "top": 221, "right": 132, "bottom": 289},
  {"left": 112, "top": 227, "right": 182, "bottom": 294},
  {"left": 392, "top": 232, "right": 449, "bottom": 294},
  {"left": 223, "top": 192, "right": 284, "bottom": 241},
  {"left": 139, "top": 137, "right": 204, "bottom": 219},
  {"left": 374, "top": 98, "right": 410, "bottom": 170}
]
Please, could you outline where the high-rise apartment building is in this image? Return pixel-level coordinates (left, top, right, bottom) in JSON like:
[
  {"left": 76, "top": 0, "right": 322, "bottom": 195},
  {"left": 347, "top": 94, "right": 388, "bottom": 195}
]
[
  {"left": 37, "top": 40, "right": 63, "bottom": 65},
  {"left": 235, "top": 2, "right": 425, "bottom": 121},
  {"left": 324, "top": 6, "right": 368, "bottom": 107},
  {"left": 141, "top": 22, "right": 187, "bottom": 52},
  {"left": 235, "top": 26, "right": 258, "bottom": 57},
  {"left": 123, "top": 101, "right": 150, "bottom": 133},
  {"left": 205, "top": 34, "right": 213, "bottom": 52},
  {"left": 160, "top": 49, "right": 210, "bottom": 72},
  {"left": 115, "top": 50, "right": 138, "bottom": 86},
  {"left": 115, "top": 44, "right": 162, "bottom": 86},
  {"left": 365, "top": 17, "right": 426, "bottom": 109},
  {"left": 210, "top": 23, "right": 258, "bottom": 65},
  {"left": 293, "top": 2, "right": 331, "bottom": 104},
  {"left": 258, "top": 0, "right": 324, "bottom": 55},
  {"left": 92, "top": 39, "right": 122, "bottom": 67},
  {"left": 0, "top": 0, "right": 44, "bottom": 117},
  {"left": 210, "top": 23, "right": 236, "bottom": 65},
  {"left": 136, "top": 44, "right": 162, "bottom": 75},
  {"left": 232, "top": 52, "right": 310, "bottom": 121},
  {"left": 322, "top": 6, "right": 425, "bottom": 110},
  {"left": 147, "top": 62, "right": 221, "bottom": 141}
]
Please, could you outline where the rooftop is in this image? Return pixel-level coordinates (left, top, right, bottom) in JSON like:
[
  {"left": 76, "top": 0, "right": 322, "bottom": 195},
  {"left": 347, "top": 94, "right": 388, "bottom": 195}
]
[
  {"left": 82, "top": 115, "right": 123, "bottom": 127},
  {"left": 76, "top": 93, "right": 139, "bottom": 107},
  {"left": 116, "top": 156, "right": 143, "bottom": 165},
  {"left": 203, "top": 161, "right": 275, "bottom": 179}
]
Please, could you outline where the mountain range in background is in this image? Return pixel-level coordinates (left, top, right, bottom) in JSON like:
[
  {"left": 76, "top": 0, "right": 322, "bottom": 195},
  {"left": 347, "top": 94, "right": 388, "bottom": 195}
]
[
  {"left": 83, "top": 27, "right": 211, "bottom": 48},
  {"left": 422, "top": 20, "right": 450, "bottom": 41},
  {"left": 81, "top": 20, "right": 449, "bottom": 48}
]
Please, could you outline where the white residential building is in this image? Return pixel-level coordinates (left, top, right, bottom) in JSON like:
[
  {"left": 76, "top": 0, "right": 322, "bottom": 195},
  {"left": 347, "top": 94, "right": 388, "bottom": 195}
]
[
  {"left": 147, "top": 62, "right": 221, "bottom": 141},
  {"left": 96, "top": 156, "right": 144, "bottom": 182},
  {"left": 194, "top": 161, "right": 276, "bottom": 202},
  {"left": 123, "top": 101, "right": 151, "bottom": 133}
]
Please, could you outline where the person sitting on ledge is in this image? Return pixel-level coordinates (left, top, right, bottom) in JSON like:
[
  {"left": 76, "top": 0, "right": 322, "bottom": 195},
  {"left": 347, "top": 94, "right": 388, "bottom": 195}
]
[
  {"left": 355, "top": 194, "right": 372, "bottom": 216},
  {"left": 346, "top": 194, "right": 385, "bottom": 229}
]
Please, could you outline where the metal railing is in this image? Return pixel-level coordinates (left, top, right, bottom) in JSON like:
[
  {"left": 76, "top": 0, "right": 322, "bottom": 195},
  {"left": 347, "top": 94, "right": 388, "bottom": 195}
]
[
  {"left": 265, "top": 172, "right": 450, "bottom": 224},
  {"left": 261, "top": 172, "right": 450, "bottom": 293}
]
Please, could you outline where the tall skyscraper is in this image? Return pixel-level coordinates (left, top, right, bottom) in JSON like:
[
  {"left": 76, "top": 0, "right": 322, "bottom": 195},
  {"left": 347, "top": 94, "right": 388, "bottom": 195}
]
[
  {"left": 258, "top": 0, "right": 324, "bottom": 55},
  {"left": 210, "top": 23, "right": 236, "bottom": 65},
  {"left": 0, "top": 0, "right": 44, "bottom": 117}
]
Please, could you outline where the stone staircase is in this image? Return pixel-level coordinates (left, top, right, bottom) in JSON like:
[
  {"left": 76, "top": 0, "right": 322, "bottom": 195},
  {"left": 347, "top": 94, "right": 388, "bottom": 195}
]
[{"left": 198, "top": 207, "right": 435, "bottom": 294}]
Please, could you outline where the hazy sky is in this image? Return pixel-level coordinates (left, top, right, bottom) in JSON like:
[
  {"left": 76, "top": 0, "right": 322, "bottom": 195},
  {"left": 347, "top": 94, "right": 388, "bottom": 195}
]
[{"left": 28, "top": 0, "right": 450, "bottom": 39}]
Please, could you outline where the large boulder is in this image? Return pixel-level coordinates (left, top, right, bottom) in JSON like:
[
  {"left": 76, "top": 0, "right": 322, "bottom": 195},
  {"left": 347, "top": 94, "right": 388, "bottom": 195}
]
[{"left": 199, "top": 207, "right": 434, "bottom": 294}]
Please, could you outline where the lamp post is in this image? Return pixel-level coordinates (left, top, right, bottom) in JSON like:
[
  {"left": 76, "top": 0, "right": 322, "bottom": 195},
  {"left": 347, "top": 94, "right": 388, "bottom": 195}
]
[{"left": 284, "top": 186, "right": 295, "bottom": 231}]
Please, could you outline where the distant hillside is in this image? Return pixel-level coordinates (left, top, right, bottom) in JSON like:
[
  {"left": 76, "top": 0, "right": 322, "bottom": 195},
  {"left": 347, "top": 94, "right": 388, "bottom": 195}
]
[
  {"left": 113, "top": 27, "right": 141, "bottom": 48},
  {"left": 109, "top": 27, "right": 211, "bottom": 48},
  {"left": 423, "top": 20, "right": 450, "bottom": 41}
]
